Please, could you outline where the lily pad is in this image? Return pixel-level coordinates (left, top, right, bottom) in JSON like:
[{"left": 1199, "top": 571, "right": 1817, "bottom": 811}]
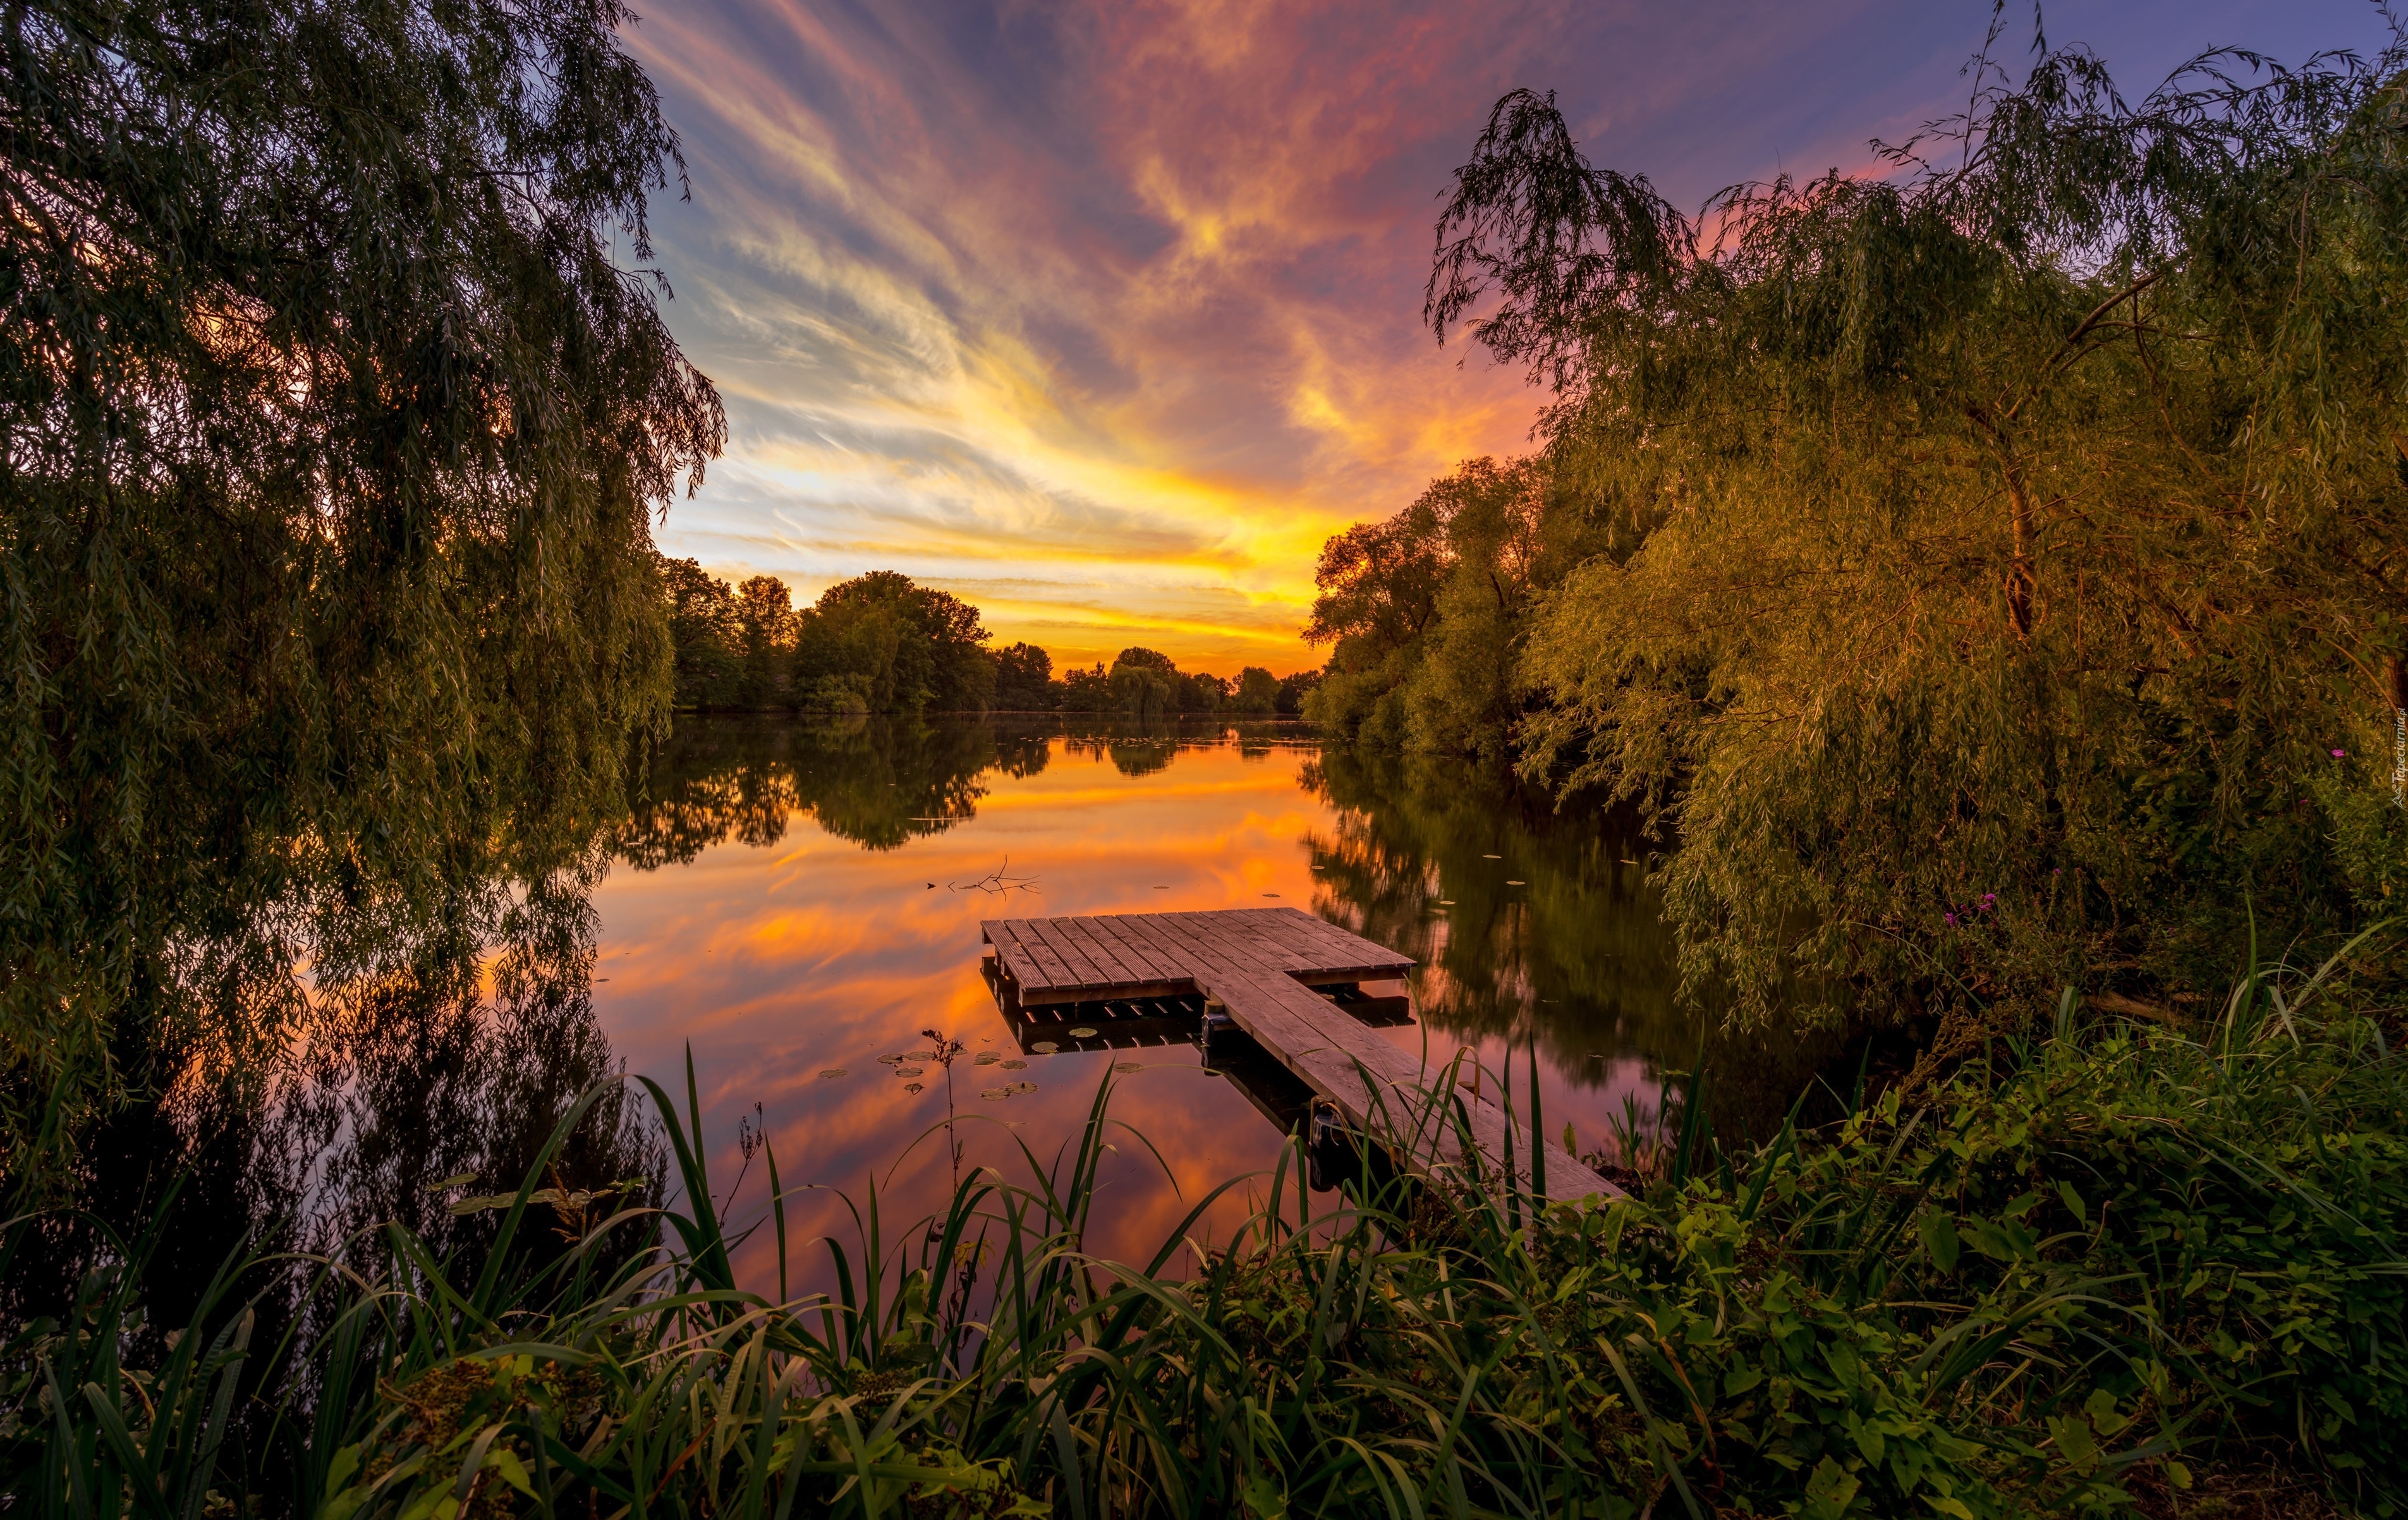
[
  {"left": 903, "top": 1082, "right": 924, "bottom": 1095},
  {"left": 1114, "top": 1062, "right": 1145, "bottom": 1073},
  {"left": 905, "top": 1049, "right": 935, "bottom": 1062},
  {"left": 818, "top": 1068, "right": 848, "bottom": 1080},
  {"left": 1066, "top": 1026, "right": 1098, "bottom": 1038},
  {"left": 980, "top": 1088, "right": 1009, "bottom": 1101},
  {"left": 894, "top": 1066, "right": 924, "bottom": 1078},
  {"left": 1030, "top": 1042, "right": 1058, "bottom": 1054},
  {"left": 973, "top": 1051, "right": 1001, "bottom": 1066},
  {"left": 1000, "top": 1059, "right": 1027, "bottom": 1070},
  {"left": 1006, "top": 1081, "right": 1037, "bottom": 1095}
]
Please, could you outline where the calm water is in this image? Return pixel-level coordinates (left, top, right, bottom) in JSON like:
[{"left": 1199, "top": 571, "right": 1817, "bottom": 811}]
[
  {"left": 21, "top": 714, "right": 1846, "bottom": 1316},
  {"left": 592, "top": 715, "right": 1839, "bottom": 1285}
]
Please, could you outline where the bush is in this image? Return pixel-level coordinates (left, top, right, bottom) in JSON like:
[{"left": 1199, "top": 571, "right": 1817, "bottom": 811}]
[{"left": 11, "top": 970, "right": 2405, "bottom": 1517}]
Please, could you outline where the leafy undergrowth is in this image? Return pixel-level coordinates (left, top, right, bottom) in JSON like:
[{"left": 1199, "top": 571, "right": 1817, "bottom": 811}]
[{"left": 8, "top": 976, "right": 2405, "bottom": 1517}]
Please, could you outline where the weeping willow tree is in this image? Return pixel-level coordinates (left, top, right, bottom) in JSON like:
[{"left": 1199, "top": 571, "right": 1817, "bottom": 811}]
[
  {"left": 0, "top": 0, "right": 724, "bottom": 1181},
  {"left": 1411, "top": 20, "right": 2408, "bottom": 1021}
]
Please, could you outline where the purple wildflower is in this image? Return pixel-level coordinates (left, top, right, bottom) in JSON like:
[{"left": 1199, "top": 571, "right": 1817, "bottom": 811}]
[
  {"left": 1945, "top": 913, "right": 1957, "bottom": 925},
  {"left": 2333, "top": 748, "right": 2347, "bottom": 758}
]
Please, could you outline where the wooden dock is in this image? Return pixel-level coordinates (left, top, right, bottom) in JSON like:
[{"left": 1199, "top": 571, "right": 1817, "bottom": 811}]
[{"left": 981, "top": 907, "right": 1616, "bottom": 1201}]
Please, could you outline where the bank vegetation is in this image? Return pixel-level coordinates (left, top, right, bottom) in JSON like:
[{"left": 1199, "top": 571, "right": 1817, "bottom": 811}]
[{"left": 1306, "top": 24, "right": 2408, "bottom": 1024}]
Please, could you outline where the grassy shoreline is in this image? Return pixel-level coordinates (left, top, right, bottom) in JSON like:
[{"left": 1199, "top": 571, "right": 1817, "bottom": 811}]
[{"left": 10, "top": 975, "right": 2406, "bottom": 1519}]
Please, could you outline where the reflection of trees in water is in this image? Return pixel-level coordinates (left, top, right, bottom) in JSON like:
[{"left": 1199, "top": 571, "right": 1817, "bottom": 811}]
[
  {"left": 1300, "top": 747, "right": 1842, "bottom": 1143},
  {"left": 623, "top": 715, "right": 1326, "bottom": 851},
  {"left": 1064, "top": 731, "right": 1179, "bottom": 777},
  {"left": 6, "top": 844, "right": 662, "bottom": 1409},
  {"left": 282, "top": 866, "right": 661, "bottom": 1264},
  {"left": 1059, "top": 717, "right": 1316, "bottom": 778},
  {"left": 619, "top": 715, "right": 1049, "bottom": 861}
]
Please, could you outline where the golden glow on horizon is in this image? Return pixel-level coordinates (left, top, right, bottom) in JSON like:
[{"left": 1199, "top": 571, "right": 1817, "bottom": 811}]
[
  {"left": 616, "top": 0, "right": 2382, "bottom": 676},
  {"left": 623, "top": 0, "right": 1545, "bottom": 674}
]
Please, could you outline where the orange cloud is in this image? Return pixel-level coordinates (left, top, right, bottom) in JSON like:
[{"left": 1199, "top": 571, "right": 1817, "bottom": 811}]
[{"left": 622, "top": 0, "right": 2364, "bottom": 673}]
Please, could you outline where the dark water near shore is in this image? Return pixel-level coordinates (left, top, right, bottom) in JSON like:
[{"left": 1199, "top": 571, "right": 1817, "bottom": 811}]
[{"left": 20, "top": 715, "right": 1846, "bottom": 1313}]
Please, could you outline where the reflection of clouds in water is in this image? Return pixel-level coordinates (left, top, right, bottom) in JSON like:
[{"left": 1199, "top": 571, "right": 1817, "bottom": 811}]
[
  {"left": 14, "top": 842, "right": 666, "bottom": 1334},
  {"left": 589, "top": 715, "right": 1829, "bottom": 1299}
]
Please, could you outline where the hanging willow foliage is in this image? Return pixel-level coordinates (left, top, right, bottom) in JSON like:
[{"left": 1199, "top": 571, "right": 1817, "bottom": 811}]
[
  {"left": 1325, "top": 20, "right": 2408, "bottom": 1021},
  {"left": 0, "top": 0, "right": 724, "bottom": 1179}
]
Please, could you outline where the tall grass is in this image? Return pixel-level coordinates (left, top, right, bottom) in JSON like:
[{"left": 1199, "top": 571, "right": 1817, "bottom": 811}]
[{"left": 9, "top": 961, "right": 2407, "bottom": 1517}]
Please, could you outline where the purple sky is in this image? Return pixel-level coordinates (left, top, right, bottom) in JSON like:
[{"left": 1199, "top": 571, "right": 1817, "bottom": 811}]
[{"left": 626, "top": 0, "right": 2392, "bottom": 671}]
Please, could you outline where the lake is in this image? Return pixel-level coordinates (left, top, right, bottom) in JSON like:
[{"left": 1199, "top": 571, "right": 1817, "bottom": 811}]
[
  {"left": 17, "top": 714, "right": 1847, "bottom": 1315},
  {"left": 592, "top": 714, "right": 1844, "bottom": 1286}
]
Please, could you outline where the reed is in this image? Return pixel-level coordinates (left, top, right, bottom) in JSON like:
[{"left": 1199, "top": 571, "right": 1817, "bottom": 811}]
[{"left": 9, "top": 954, "right": 2407, "bottom": 1517}]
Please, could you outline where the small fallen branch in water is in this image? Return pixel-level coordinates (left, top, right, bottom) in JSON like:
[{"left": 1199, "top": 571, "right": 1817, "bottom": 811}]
[{"left": 949, "top": 857, "right": 1039, "bottom": 896}]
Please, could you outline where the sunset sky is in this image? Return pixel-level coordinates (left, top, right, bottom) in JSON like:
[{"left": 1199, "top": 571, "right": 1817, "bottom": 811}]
[{"left": 630, "top": 0, "right": 2387, "bottom": 674}]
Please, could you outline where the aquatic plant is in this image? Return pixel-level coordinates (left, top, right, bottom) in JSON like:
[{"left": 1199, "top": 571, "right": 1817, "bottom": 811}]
[{"left": 9, "top": 961, "right": 2406, "bottom": 1516}]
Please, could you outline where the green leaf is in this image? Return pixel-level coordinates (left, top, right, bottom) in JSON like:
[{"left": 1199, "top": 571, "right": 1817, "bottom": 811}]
[
  {"left": 489, "top": 1448, "right": 536, "bottom": 1500},
  {"left": 2083, "top": 1387, "right": 2130, "bottom": 1437},
  {"left": 2046, "top": 1413, "right": 2099, "bottom": 1473},
  {"left": 1847, "top": 1411, "right": 1885, "bottom": 1468},
  {"left": 2056, "top": 1179, "right": 2086, "bottom": 1225},
  {"left": 1804, "top": 1456, "right": 1861, "bottom": 1519},
  {"left": 1918, "top": 1211, "right": 1959, "bottom": 1275}
]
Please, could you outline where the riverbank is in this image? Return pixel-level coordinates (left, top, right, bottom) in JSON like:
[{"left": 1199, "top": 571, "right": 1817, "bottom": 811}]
[{"left": 13, "top": 966, "right": 2402, "bottom": 1519}]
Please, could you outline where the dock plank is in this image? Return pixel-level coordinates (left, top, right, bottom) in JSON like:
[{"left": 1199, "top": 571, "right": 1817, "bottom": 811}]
[
  {"left": 978, "top": 907, "right": 1617, "bottom": 1200},
  {"left": 1060, "top": 918, "right": 1192, "bottom": 1002},
  {"left": 1095, "top": 915, "right": 1198, "bottom": 985},
  {"left": 1172, "top": 910, "right": 1315, "bottom": 973},
  {"left": 1052, "top": 916, "right": 1143, "bottom": 987},
  {"left": 1079, "top": 918, "right": 1192, "bottom": 994},
  {"left": 1026, "top": 917, "right": 1113, "bottom": 988},
  {"left": 984, "top": 921, "right": 1074, "bottom": 994}
]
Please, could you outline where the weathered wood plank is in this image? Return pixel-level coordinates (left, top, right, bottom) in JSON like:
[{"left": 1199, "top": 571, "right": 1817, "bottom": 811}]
[
  {"left": 1100, "top": 916, "right": 1195, "bottom": 983},
  {"left": 1063, "top": 916, "right": 1178, "bottom": 992},
  {"left": 982, "top": 915, "right": 1088, "bottom": 997},
  {"left": 983, "top": 921, "right": 1071, "bottom": 992},
  {"left": 1111, "top": 912, "right": 1233, "bottom": 985},
  {"left": 1007, "top": 920, "right": 1080, "bottom": 988},
  {"left": 1262, "top": 908, "right": 1411, "bottom": 978},
  {"left": 1171, "top": 909, "right": 1315, "bottom": 973},
  {"left": 1049, "top": 916, "right": 1136, "bottom": 985},
  {"left": 1026, "top": 917, "right": 1112, "bottom": 987},
  {"left": 1222, "top": 908, "right": 1401, "bottom": 980},
  {"left": 1011, "top": 925, "right": 1085, "bottom": 994}
]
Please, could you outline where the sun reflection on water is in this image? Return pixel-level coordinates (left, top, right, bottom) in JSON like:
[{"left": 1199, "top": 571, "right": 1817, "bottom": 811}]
[{"left": 592, "top": 715, "right": 1746, "bottom": 1296}]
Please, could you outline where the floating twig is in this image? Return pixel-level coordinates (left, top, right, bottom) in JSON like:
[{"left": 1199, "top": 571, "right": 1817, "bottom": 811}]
[{"left": 949, "top": 856, "right": 1040, "bottom": 896}]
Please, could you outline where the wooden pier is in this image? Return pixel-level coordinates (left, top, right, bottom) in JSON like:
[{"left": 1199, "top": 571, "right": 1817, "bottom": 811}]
[{"left": 980, "top": 907, "right": 1616, "bottom": 1201}]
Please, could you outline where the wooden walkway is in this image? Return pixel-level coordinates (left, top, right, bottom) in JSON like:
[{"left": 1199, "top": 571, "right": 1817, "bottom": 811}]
[{"left": 981, "top": 908, "right": 1616, "bottom": 1201}]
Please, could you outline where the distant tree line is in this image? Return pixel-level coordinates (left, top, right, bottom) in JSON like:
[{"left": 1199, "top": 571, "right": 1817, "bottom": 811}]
[
  {"left": 1306, "top": 33, "right": 2408, "bottom": 1021},
  {"left": 655, "top": 557, "right": 1319, "bottom": 716}
]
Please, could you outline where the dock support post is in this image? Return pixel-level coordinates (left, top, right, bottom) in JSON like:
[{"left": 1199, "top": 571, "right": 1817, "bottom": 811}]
[{"left": 1198, "top": 996, "right": 1232, "bottom": 1063}]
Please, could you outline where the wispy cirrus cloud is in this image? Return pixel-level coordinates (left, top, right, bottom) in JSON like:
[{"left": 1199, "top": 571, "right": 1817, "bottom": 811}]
[{"left": 628, "top": 0, "right": 2383, "bottom": 671}]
